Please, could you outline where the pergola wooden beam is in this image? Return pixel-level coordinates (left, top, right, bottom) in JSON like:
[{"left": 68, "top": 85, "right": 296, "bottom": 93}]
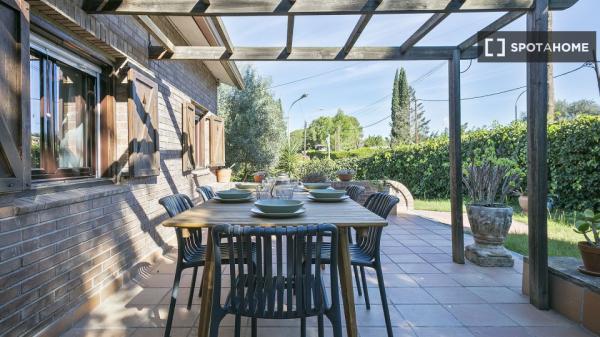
[
  {"left": 341, "top": 14, "right": 373, "bottom": 55},
  {"left": 148, "top": 46, "right": 479, "bottom": 61},
  {"left": 286, "top": 16, "right": 294, "bottom": 54},
  {"left": 458, "top": 11, "right": 525, "bottom": 51},
  {"left": 400, "top": 13, "right": 449, "bottom": 54},
  {"left": 137, "top": 15, "right": 175, "bottom": 52},
  {"left": 83, "top": 0, "right": 578, "bottom": 15},
  {"left": 527, "top": 0, "right": 550, "bottom": 310},
  {"left": 209, "top": 16, "right": 233, "bottom": 53}
]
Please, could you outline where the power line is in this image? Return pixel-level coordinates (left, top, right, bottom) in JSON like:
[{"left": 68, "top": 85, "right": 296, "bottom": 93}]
[
  {"left": 358, "top": 62, "right": 592, "bottom": 130},
  {"left": 268, "top": 63, "right": 358, "bottom": 89}
]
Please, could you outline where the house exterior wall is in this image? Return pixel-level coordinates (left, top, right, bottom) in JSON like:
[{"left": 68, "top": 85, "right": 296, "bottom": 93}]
[{"left": 0, "top": 1, "right": 226, "bottom": 336}]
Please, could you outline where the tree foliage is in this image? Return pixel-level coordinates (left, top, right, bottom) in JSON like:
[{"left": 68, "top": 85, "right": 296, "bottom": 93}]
[
  {"left": 390, "top": 68, "right": 411, "bottom": 145},
  {"left": 363, "top": 135, "right": 388, "bottom": 148},
  {"left": 304, "top": 109, "right": 362, "bottom": 151},
  {"left": 409, "top": 86, "right": 430, "bottom": 143},
  {"left": 550, "top": 99, "right": 600, "bottom": 122},
  {"left": 219, "top": 67, "right": 286, "bottom": 180}
]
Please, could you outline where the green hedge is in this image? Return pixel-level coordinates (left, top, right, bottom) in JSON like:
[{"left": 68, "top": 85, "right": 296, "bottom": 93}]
[{"left": 318, "top": 116, "right": 599, "bottom": 211}]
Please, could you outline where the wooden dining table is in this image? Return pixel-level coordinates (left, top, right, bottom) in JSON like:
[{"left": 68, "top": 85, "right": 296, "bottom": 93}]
[{"left": 161, "top": 192, "right": 387, "bottom": 337}]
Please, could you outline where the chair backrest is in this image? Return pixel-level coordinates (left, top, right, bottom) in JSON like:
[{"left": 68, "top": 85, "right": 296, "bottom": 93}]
[
  {"left": 211, "top": 224, "right": 340, "bottom": 320},
  {"left": 197, "top": 185, "right": 215, "bottom": 201},
  {"left": 359, "top": 192, "right": 400, "bottom": 258},
  {"left": 345, "top": 185, "right": 366, "bottom": 203},
  {"left": 158, "top": 194, "right": 201, "bottom": 265}
]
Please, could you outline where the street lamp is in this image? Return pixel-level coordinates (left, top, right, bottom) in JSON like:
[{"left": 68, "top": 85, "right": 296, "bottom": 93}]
[
  {"left": 514, "top": 89, "right": 527, "bottom": 122},
  {"left": 287, "top": 93, "right": 308, "bottom": 145}
]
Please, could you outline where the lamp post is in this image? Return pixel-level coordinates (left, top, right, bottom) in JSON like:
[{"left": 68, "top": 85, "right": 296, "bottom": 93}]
[
  {"left": 287, "top": 93, "right": 308, "bottom": 146},
  {"left": 514, "top": 89, "right": 527, "bottom": 122}
]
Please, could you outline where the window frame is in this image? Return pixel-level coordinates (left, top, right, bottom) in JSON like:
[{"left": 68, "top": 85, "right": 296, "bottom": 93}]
[{"left": 29, "top": 35, "right": 102, "bottom": 181}]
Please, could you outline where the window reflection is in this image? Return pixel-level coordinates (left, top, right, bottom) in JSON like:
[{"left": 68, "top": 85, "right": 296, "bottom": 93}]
[{"left": 30, "top": 49, "right": 97, "bottom": 179}]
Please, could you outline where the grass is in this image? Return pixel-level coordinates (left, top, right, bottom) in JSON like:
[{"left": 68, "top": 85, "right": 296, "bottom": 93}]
[{"left": 414, "top": 198, "right": 582, "bottom": 258}]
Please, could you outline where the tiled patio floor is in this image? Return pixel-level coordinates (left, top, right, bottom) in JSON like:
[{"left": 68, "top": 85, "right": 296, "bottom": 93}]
[{"left": 63, "top": 214, "right": 596, "bottom": 337}]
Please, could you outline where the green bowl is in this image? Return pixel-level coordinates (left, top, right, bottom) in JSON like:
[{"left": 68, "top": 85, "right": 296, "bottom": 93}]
[
  {"left": 254, "top": 199, "right": 304, "bottom": 213},
  {"left": 309, "top": 189, "right": 347, "bottom": 199},
  {"left": 235, "top": 182, "right": 259, "bottom": 190},
  {"left": 303, "top": 182, "right": 331, "bottom": 190},
  {"left": 216, "top": 189, "right": 252, "bottom": 200}
]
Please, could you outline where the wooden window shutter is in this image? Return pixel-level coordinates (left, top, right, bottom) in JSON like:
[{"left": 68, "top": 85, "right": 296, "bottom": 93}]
[
  {"left": 182, "top": 102, "right": 196, "bottom": 173},
  {"left": 0, "top": 0, "right": 30, "bottom": 193},
  {"left": 209, "top": 116, "right": 225, "bottom": 167},
  {"left": 127, "top": 68, "right": 159, "bottom": 177},
  {"left": 196, "top": 116, "right": 210, "bottom": 168}
]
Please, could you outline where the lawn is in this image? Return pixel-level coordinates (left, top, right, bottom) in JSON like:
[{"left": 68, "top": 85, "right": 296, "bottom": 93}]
[{"left": 414, "top": 198, "right": 582, "bottom": 258}]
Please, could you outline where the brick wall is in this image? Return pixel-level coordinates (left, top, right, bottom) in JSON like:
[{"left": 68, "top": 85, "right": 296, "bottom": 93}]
[{"left": 0, "top": 1, "right": 225, "bottom": 336}]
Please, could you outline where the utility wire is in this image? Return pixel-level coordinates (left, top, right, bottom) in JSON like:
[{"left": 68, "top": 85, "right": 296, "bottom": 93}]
[
  {"left": 358, "top": 62, "right": 592, "bottom": 130},
  {"left": 268, "top": 63, "right": 358, "bottom": 89}
]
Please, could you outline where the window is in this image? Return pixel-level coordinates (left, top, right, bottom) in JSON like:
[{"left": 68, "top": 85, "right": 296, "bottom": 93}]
[
  {"left": 182, "top": 101, "right": 225, "bottom": 173},
  {"left": 29, "top": 45, "right": 99, "bottom": 180}
]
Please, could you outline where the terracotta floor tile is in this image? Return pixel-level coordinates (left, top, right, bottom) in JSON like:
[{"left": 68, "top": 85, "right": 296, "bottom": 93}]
[
  {"left": 395, "top": 304, "right": 461, "bottom": 327},
  {"left": 387, "top": 288, "right": 437, "bottom": 304},
  {"left": 468, "top": 326, "right": 531, "bottom": 337},
  {"left": 425, "top": 287, "right": 486, "bottom": 304},
  {"left": 466, "top": 287, "right": 529, "bottom": 304},
  {"left": 494, "top": 304, "right": 575, "bottom": 327},
  {"left": 445, "top": 304, "right": 517, "bottom": 326},
  {"left": 412, "top": 327, "right": 475, "bottom": 337},
  {"left": 398, "top": 263, "right": 442, "bottom": 274},
  {"left": 409, "top": 274, "right": 461, "bottom": 287}
]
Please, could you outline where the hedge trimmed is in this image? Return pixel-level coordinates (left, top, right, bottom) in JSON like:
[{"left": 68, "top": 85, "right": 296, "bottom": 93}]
[{"left": 314, "top": 116, "right": 599, "bottom": 211}]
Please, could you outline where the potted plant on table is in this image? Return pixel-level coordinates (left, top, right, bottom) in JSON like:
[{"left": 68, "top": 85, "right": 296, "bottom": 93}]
[
  {"left": 574, "top": 209, "right": 600, "bottom": 276},
  {"left": 337, "top": 169, "right": 356, "bottom": 182},
  {"left": 463, "top": 160, "right": 520, "bottom": 267},
  {"left": 253, "top": 171, "right": 266, "bottom": 183}
]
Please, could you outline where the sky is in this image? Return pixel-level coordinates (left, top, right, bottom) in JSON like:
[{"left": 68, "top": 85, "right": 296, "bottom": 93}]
[{"left": 222, "top": 0, "right": 600, "bottom": 137}]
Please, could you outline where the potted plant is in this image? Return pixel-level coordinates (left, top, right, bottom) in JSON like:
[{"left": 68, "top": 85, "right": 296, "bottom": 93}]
[
  {"left": 518, "top": 188, "right": 528, "bottom": 215},
  {"left": 574, "top": 209, "right": 600, "bottom": 276},
  {"left": 463, "top": 160, "right": 519, "bottom": 267},
  {"left": 253, "top": 171, "right": 266, "bottom": 183},
  {"left": 337, "top": 169, "right": 355, "bottom": 182}
]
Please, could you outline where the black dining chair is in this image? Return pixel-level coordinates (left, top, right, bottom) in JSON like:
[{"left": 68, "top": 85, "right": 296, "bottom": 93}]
[
  {"left": 209, "top": 224, "right": 343, "bottom": 337},
  {"left": 318, "top": 192, "right": 399, "bottom": 337},
  {"left": 344, "top": 185, "right": 366, "bottom": 295},
  {"left": 345, "top": 185, "right": 366, "bottom": 203},
  {"left": 158, "top": 194, "right": 256, "bottom": 337},
  {"left": 197, "top": 185, "right": 215, "bottom": 202}
]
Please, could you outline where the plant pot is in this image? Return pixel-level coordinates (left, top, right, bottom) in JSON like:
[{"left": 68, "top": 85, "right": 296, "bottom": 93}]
[
  {"left": 518, "top": 195, "right": 528, "bottom": 214},
  {"left": 253, "top": 173, "right": 265, "bottom": 183},
  {"left": 337, "top": 173, "right": 354, "bottom": 182},
  {"left": 465, "top": 204, "right": 514, "bottom": 267},
  {"left": 216, "top": 168, "right": 232, "bottom": 183},
  {"left": 578, "top": 241, "right": 600, "bottom": 275}
]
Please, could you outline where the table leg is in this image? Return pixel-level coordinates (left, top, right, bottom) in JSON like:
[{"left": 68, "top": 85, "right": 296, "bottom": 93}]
[
  {"left": 338, "top": 227, "right": 358, "bottom": 337},
  {"left": 198, "top": 229, "right": 215, "bottom": 337}
]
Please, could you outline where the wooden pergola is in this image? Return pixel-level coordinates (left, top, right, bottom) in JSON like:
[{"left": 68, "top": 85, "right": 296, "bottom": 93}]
[{"left": 84, "top": 0, "right": 577, "bottom": 335}]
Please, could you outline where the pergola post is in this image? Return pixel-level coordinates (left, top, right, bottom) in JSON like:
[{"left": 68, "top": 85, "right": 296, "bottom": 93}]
[
  {"left": 527, "top": 0, "right": 550, "bottom": 309},
  {"left": 449, "top": 48, "right": 464, "bottom": 264}
]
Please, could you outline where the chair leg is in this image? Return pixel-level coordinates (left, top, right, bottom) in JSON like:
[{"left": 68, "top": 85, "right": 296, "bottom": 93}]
[
  {"left": 353, "top": 265, "right": 362, "bottom": 296},
  {"left": 360, "top": 266, "right": 370, "bottom": 309},
  {"left": 208, "top": 311, "right": 225, "bottom": 337},
  {"left": 326, "top": 309, "right": 343, "bottom": 337},
  {"left": 375, "top": 263, "right": 394, "bottom": 337},
  {"left": 164, "top": 267, "right": 183, "bottom": 337},
  {"left": 300, "top": 317, "right": 306, "bottom": 337},
  {"left": 318, "top": 314, "right": 324, "bottom": 337},
  {"left": 187, "top": 266, "right": 198, "bottom": 310},
  {"left": 198, "top": 269, "right": 204, "bottom": 298},
  {"left": 251, "top": 318, "right": 257, "bottom": 337},
  {"left": 234, "top": 314, "right": 242, "bottom": 337}
]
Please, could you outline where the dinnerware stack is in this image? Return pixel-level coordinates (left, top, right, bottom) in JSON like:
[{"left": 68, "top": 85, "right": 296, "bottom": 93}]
[
  {"left": 307, "top": 189, "right": 349, "bottom": 202},
  {"left": 251, "top": 199, "right": 305, "bottom": 218},
  {"left": 213, "top": 189, "right": 254, "bottom": 203}
]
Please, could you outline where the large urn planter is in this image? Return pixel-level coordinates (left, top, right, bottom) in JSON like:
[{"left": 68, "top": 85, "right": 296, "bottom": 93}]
[
  {"left": 518, "top": 195, "right": 528, "bottom": 214},
  {"left": 578, "top": 242, "right": 600, "bottom": 276},
  {"left": 465, "top": 204, "right": 515, "bottom": 267}
]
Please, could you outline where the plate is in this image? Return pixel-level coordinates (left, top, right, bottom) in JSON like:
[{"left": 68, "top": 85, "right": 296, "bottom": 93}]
[
  {"left": 250, "top": 207, "right": 306, "bottom": 218},
  {"left": 307, "top": 195, "right": 350, "bottom": 202},
  {"left": 578, "top": 265, "right": 600, "bottom": 277},
  {"left": 303, "top": 182, "right": 331, "bottom": 190},
  {"left": 213, "top": 195, "right": 254, "bottom": 203},
  {"left": 216, "top": 189, "right": 253, "bottom": 200},
  {"left": 308, "top": 189, "right": 347, "bottom": 199},
  {"left": 235, "top": 182, "right": 260, "bottom": 190},
  {"left": 254, "top": 199, "right": 304, "bottom": 213}
]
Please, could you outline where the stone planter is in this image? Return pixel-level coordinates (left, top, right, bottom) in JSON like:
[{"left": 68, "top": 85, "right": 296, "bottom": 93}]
[
  {"left": 579, "top": 242, "right": 600, "bottom": 276},
  {"left": 216, "top": 168, "right": 232, "bottom": 182},
  {"left": 465, "top": 204, "right": 514, "bottom": 267},
  {"left": 253, "top": 172, "right": 266, "bottom": 183},
  {"left": 337, "top": 173, "right": 354, "bottom": 182},
  {"left": 518, "top": 195, "right": 528, "bottom": 214}
]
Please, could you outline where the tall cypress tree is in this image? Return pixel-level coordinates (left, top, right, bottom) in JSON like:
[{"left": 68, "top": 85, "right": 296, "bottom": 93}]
[
  {"left": 390, "top": 69, "right": 401, "bottom": 144},
  {"left": 409, "top": 86, "right": 430, "bottom": 143}
]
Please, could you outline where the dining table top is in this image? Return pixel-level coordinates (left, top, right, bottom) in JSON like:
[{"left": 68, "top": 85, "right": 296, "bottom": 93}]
[{"left": 161, "top": 192, "right": 387, "bottom": 229}]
